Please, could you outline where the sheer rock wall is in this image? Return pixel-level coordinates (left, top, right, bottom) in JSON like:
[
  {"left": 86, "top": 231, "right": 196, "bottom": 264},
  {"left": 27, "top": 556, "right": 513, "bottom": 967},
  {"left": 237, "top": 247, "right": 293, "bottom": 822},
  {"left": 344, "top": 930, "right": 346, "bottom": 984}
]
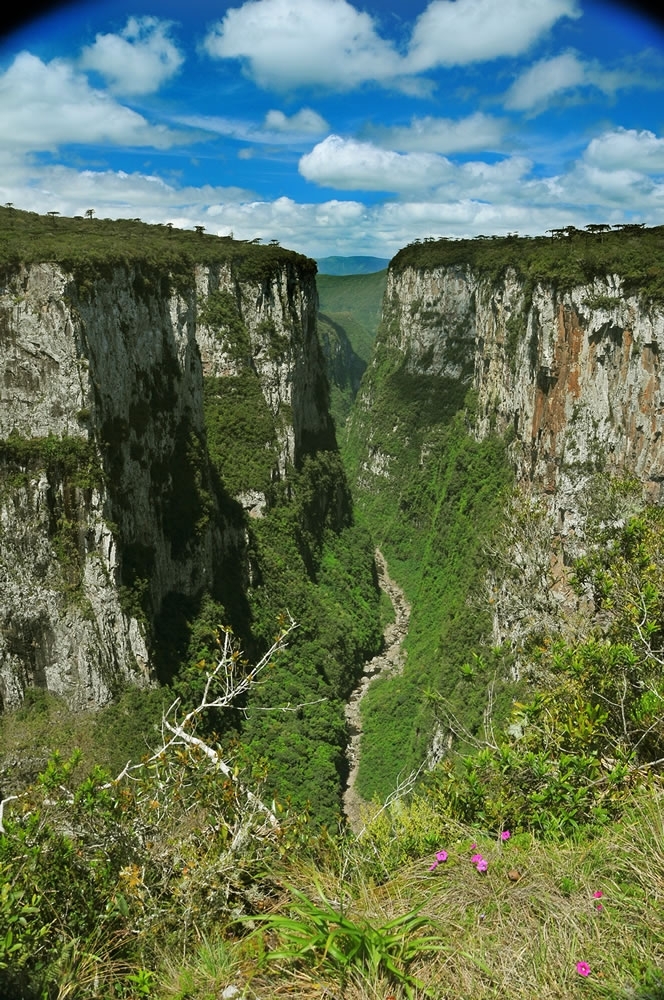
[{"left": 0, "top": 257, "right": 327, "bottom": 709}]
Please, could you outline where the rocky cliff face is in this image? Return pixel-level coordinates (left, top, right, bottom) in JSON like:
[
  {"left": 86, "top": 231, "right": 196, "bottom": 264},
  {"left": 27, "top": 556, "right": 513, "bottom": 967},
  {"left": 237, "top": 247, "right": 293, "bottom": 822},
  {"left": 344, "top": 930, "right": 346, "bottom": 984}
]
[
  {"left": 349, "top": 256, "right": 664, "bottom": 673},
  {"left": 363, "top": 263, "right": 664, "bottom": 528},
  {"left": 0, "top": 255, "right": 330, "bottom": 709}
]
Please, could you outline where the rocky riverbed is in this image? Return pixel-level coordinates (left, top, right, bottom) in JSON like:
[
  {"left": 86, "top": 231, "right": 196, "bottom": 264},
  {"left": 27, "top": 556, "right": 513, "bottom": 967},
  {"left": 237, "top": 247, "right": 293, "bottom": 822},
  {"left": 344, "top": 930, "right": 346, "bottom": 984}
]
[{"left": 343, "top": 548, "right": 410, "bottom": 833}]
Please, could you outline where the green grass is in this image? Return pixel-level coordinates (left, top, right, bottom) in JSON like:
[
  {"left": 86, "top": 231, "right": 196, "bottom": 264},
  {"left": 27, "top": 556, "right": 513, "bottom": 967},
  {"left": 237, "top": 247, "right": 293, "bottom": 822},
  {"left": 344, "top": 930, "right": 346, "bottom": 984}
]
[{"left": 153, "top": 784, "right": 664, "bottom": 1000}]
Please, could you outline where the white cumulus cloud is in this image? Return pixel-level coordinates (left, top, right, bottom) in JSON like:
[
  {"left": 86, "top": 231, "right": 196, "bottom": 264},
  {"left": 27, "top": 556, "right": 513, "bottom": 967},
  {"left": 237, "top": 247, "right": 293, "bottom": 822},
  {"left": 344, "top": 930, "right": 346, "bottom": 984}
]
[
  {"left": 80, "top": 16, "right": 184, "bottom": 95},
  {"left": 505, "top": 51, "right": 585, "bottom": 109},
  {"left": 504, "top": 50, "right": 646, "bottom": 111},
  {"left": 299, "top": 135, "right": 454, "bottom": 192},
  {"left": 584, "top": 127, "right": 664, "bottom": 173},
  {"left": 204, "top": 0, "right": 579, "bottom": 92},
  {"left": 406, "top": 0, "right": 580, "bottom": 72},
  {"left": 203, "top": 0, "right": 401, "bottom": 90},
  {"left": 0, "top": 52, "right": 180, "bottom": 152},
  {"left": 263, "top": 108, "right": 328, "bottom": 134}
]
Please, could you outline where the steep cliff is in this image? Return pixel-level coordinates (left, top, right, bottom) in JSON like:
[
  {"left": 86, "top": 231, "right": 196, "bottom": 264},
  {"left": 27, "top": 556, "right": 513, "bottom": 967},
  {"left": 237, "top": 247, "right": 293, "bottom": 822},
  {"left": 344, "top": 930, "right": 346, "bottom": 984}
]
[
  {"left": 0, "top": 212, "right": 334, "bottom": 710},
  {"left": 347, "top": 226, "right": 664, "bottom": 797},
  {"left": 379, "top": 260, "right": 664, "bottom": 513}
]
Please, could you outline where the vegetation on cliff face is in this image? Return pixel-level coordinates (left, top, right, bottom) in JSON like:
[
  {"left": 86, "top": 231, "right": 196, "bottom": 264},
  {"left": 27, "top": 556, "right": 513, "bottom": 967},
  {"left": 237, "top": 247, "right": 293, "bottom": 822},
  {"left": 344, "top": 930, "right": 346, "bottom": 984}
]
[
  {"left": 316, "top": 271, "right": 387, "bottom": 363},
  {"left": 344, "top": 323, "right": 518, "bottom": 800}
]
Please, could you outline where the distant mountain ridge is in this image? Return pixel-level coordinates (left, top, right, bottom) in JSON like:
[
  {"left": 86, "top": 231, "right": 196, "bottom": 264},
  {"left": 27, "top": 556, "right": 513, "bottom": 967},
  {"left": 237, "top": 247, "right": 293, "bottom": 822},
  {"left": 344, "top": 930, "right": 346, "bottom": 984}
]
[{"left": 316, "top": 255, "right": 390, "bottom": 275}]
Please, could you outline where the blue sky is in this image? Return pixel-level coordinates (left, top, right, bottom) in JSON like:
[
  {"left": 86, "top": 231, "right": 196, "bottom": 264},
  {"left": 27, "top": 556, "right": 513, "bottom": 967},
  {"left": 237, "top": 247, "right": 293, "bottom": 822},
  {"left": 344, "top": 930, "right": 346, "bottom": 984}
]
[{"left": 1, "top": 0, "right": 663, "bottom": 259}]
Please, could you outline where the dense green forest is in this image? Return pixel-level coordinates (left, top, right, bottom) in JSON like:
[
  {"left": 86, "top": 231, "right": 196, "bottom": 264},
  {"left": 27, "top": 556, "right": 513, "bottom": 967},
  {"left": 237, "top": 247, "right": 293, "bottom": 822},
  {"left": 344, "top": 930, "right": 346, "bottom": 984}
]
[
  {"left": 316, "top": 270, "right": 387, "bottom": 362},
  {"left": 344, "top": 358, "right": 519, "bottom": 799},
  {"left": 393, "top": 224, "right": 664, "bottom": 302},
  {"left": 0, "top": 205, "right": 314, "bottom": 284}
]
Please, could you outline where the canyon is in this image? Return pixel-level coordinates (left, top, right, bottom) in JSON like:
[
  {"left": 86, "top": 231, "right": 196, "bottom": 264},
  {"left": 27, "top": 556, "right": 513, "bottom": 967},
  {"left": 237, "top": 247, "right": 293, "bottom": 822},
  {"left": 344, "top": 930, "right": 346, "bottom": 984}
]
[{"left": 2, "top": 213, "right": 664, "bottom": 821}]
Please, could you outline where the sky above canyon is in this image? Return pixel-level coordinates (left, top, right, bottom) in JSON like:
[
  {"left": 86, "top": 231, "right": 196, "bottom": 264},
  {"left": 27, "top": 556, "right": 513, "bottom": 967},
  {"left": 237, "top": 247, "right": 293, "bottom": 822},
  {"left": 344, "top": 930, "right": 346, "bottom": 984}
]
[{"left": 1, "top": 0, "right": 663, "bottom": 259}]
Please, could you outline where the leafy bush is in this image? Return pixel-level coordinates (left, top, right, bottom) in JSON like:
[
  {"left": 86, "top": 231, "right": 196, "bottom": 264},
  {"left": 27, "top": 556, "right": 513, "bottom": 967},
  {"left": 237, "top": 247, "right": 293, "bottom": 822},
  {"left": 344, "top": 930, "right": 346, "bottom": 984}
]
[
  {"left": 0, "top": 625, "right": 307, "bottom": 998},
  {"left": 425, "top": 506, "right": 664, "bottom": 838}
]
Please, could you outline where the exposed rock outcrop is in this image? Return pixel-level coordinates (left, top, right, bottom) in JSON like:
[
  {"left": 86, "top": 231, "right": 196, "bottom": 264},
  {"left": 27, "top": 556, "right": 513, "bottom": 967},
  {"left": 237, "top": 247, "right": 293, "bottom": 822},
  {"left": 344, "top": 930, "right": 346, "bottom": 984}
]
[
  {"left": 359, "top": 263, "right": 664, "bottom": 529},
  {"left": 0, "top": 254, "right": 331, "bottom": 709}
]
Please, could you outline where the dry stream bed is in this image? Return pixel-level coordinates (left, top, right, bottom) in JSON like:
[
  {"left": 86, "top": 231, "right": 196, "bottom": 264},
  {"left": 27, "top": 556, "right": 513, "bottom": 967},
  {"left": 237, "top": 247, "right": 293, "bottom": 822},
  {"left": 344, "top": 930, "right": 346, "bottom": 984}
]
[{"left": 343, "top": 549, "right": 411, "bottom": 832}]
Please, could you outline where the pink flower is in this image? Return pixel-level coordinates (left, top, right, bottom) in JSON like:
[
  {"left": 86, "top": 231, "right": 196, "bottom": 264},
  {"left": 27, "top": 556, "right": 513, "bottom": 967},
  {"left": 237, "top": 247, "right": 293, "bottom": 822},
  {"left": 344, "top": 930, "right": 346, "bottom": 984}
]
[
  {"left": 500, "top": 830, "right": 511, "bottom": 841},
  {"left": 429, "top": 862, "right": 438, "bottom": 871},
  {"left": 476, "top": 859, "right": 488, "bottom": 872},
  {"left": 435, "top": 850, "right": 448, "bottom": 863},
  {"left": 595, "top": 903, "right": 603, "bottom": 912},
  {"left": 469, "top": 843, "right": 477, "bottom": 850},
  {"left": 576, "top": 962, "right": 591, "bottom": 977},
  {"left": 592, "top": 891, "right": 603, "bottom": 898},
  {"left": 470, "top": 854, "right": 483, "bottom": 863}
]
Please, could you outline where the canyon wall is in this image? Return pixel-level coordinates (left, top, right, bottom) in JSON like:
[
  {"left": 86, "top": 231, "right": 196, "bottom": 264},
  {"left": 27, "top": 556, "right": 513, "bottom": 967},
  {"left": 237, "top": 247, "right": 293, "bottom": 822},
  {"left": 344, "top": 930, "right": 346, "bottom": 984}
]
[
  {"left": 357, "top": 262, "right": 664, "bottom": 530},
  {"left": 0, "top": 255, "right": 331, "bottom": 709}
]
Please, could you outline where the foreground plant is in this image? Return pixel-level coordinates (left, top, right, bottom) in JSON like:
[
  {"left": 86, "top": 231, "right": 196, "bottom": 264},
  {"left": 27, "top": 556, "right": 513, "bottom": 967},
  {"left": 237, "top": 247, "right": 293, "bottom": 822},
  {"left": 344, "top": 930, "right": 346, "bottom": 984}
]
[
  {"left": 0, "top": 621, "right": 299, "bottom": 999},
  {"left": 248, "top": 883, "right": 446, "bottom": 997}
]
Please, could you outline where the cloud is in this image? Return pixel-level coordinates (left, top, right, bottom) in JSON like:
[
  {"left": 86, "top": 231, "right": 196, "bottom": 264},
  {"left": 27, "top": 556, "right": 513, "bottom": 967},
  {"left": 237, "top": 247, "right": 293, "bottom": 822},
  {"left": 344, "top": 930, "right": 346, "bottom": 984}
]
[
  {"left": 0, "top": 52, "right": 181, "bottom": 152},
  {"left": 79, "top": 16, "right": 184, "bottom": 95},
  {"left": 263, "top": 108, "right": 328, "bottom": 134},
  {"left": 297, "top": 126, "right": 664, "bottom": 217},
  {"left": 299, "top": 134, "right": 534, "bottom": 199},
  {"left": 504, "top": 50, "right": 650, "bottom": 111},
  {"left": 299, "top": 135, "right": 454, "bottom": 192},
  {"left": 406, "top": 0, "right": 581, "bottom": 72},
  {"left": 583, "top": 127, "right": 664, "bottom": 173},
  {"left": 204, "top": 0, "right": 579, "bottom": 92},
  {"left": 0, "top": 161, "right": 253, "bottom": 220},
  {"left": 175, "top": 106, "right": 328, "bottom": 144},
  {"left": 505, "top": 51, "right": 585, "bottom": 109},
  {"left": 203, "top": 0, "right": 401, "bottom": 91},
  {"left": 363, "top": 112, "right": 506, "bottom": 153}
]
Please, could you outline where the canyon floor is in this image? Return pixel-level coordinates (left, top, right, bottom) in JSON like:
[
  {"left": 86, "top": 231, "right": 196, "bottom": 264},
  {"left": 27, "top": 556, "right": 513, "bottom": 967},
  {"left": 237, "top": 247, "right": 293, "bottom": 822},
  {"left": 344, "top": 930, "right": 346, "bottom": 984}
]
[{"left": 343, "top": 548, "right": 411, "bottom": 833}]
